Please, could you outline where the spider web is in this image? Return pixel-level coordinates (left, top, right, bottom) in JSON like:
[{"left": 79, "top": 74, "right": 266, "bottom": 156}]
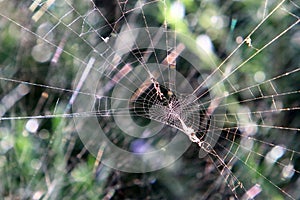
[{"left": 0, "top": 0, "right": 299, "bottom": 199}]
